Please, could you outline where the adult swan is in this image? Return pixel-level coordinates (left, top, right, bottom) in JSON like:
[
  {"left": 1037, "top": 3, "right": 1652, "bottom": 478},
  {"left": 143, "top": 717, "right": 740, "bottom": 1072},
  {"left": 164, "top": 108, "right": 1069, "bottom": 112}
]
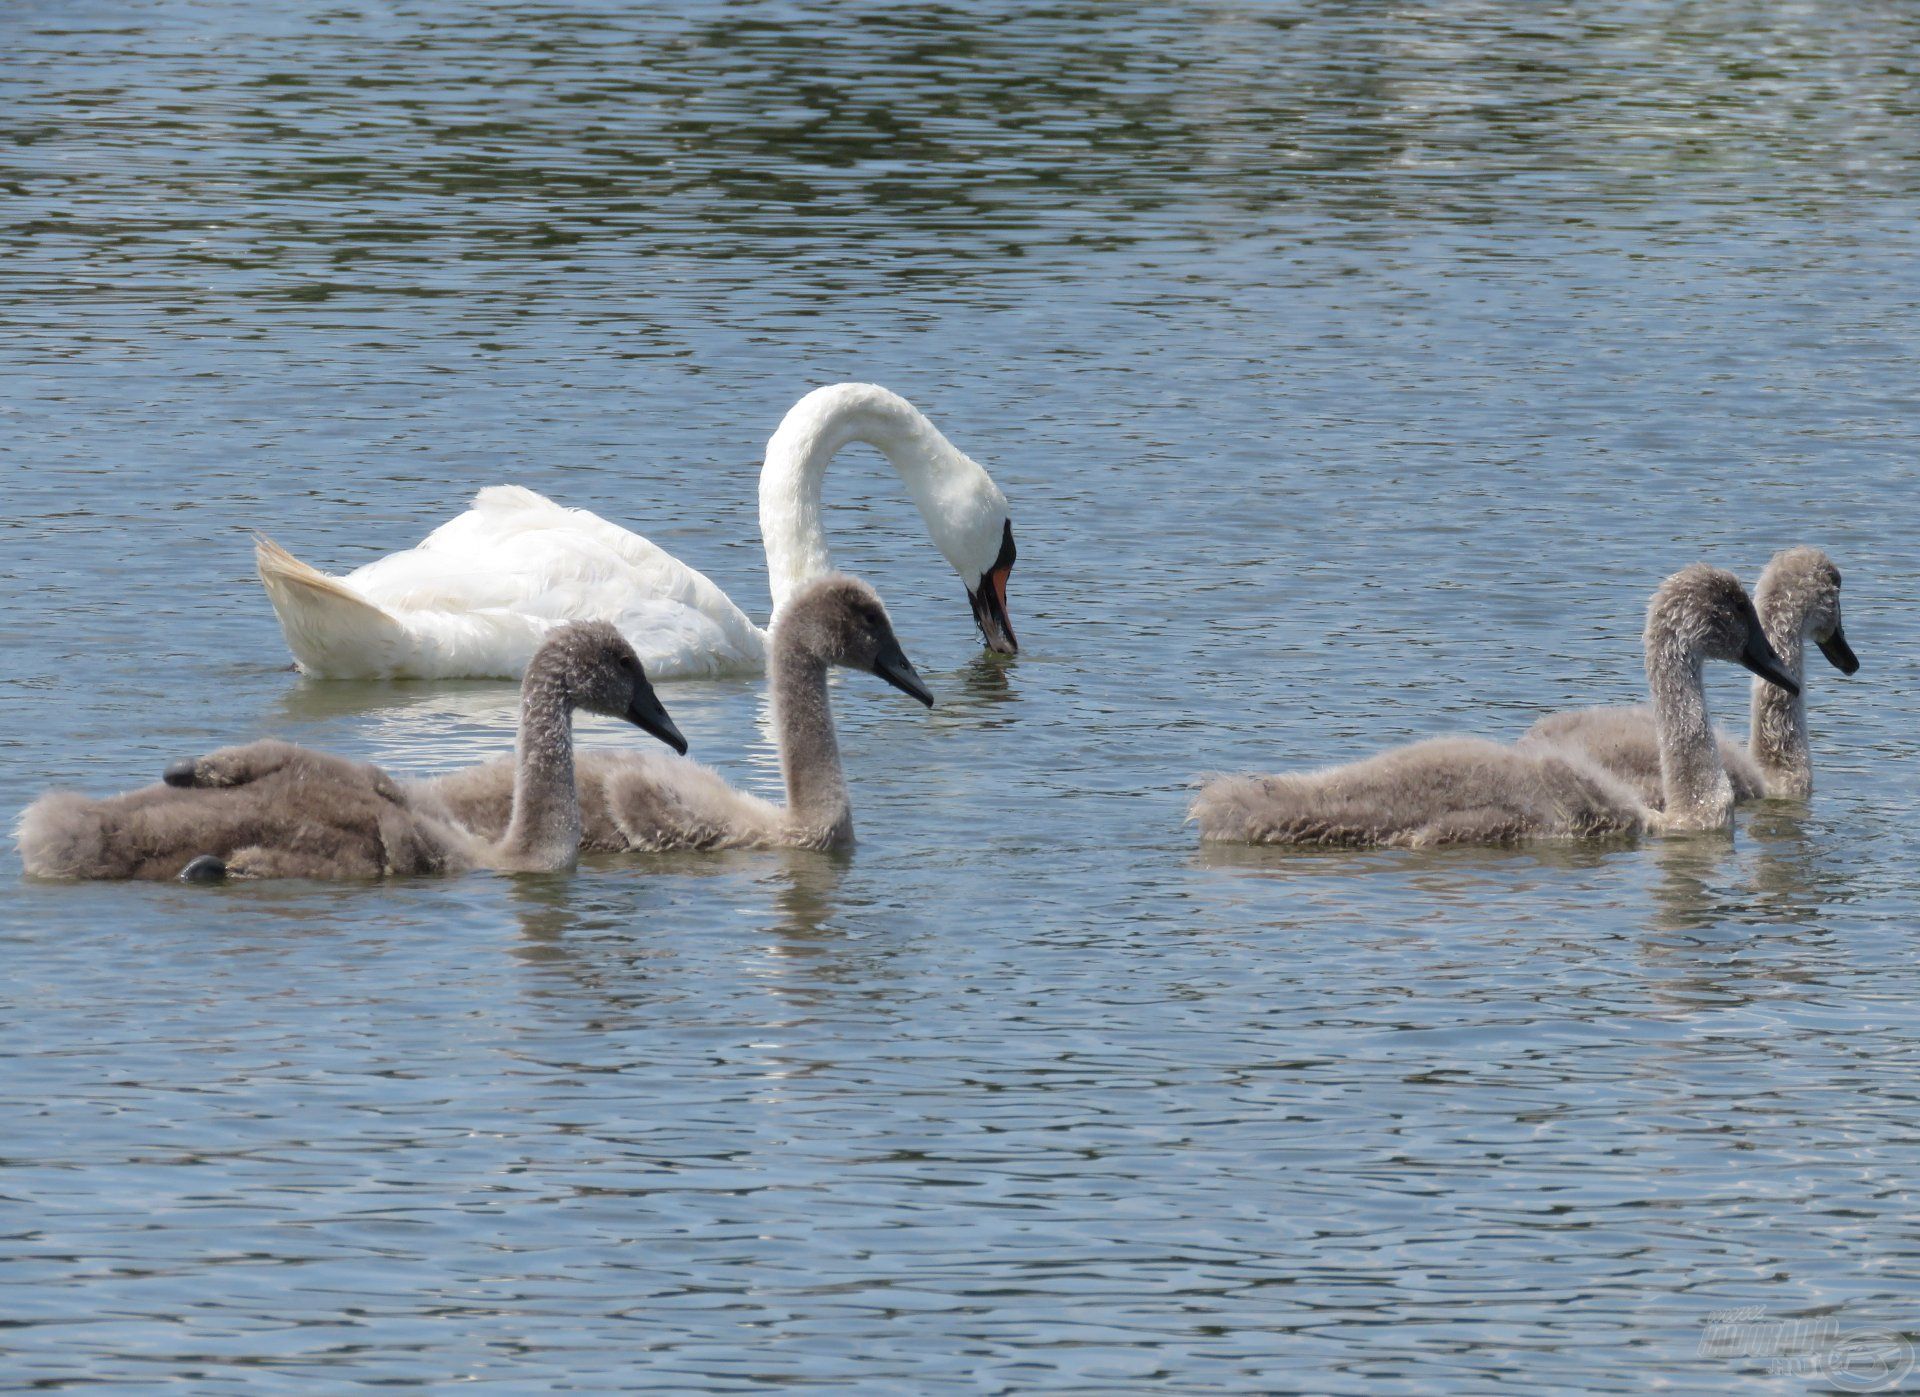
[{"left": 254, "top": 383, "right": 1020, "bottom": 681}]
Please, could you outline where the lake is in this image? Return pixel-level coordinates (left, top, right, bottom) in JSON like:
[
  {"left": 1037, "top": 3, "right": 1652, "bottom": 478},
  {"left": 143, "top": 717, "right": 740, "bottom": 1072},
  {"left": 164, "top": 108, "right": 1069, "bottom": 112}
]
[{"left": 4, "top": 1, "right": 1918, "bottom": 1390}]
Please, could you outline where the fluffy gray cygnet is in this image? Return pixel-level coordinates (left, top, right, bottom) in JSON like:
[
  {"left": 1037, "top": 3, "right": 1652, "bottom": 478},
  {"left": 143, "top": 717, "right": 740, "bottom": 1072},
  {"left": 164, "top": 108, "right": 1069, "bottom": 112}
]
[
  {"left": 16, "top": 622, "right": 686, "bottom": 881},
  {"left": 1524, "top": 546, "right": 1858, "bottom": 807},
  {"left": 413, "top": 575, "right": 934, "bottom": 853},
  {"left": 1192, "top": 564, "right": 1800, "bottom": 848}
]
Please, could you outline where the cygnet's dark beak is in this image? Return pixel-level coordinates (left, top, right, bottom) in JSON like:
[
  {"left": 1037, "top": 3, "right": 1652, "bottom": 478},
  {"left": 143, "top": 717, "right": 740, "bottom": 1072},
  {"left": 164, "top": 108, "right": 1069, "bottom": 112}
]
[
  {"left": 1817, "top": 623, "right": 1860, "bottom": 676},
  {"left": 625, "top": 681, "right": 688, "bottom": 755},
  {"left": 872, "top": 638, "right": 935, "bottom": 708},
  {"left": 1739, "top": 616, "right": 1800, "bottom": 696},
  {"left": 965, "top": 520, "right": 1019, "bottom": 656}
]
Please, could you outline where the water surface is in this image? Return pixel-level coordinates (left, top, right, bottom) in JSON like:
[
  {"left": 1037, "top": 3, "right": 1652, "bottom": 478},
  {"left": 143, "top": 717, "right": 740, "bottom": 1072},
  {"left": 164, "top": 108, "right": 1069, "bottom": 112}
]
[{"left": 5, "top": 2, "right": 1919, "bottom": 1390}]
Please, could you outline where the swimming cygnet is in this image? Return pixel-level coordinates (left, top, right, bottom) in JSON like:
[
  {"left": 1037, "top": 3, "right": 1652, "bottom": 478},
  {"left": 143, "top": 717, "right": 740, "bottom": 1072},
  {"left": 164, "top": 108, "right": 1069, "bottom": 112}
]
[
  {"left": 413, "top": 575, "right": 934, "bottom": 853},
  {"left": 16, "top": 622, "right": 686, "bottom": 881},
  {"left": 1192, "top": 565, "right": 1798, "bottom": 847}
]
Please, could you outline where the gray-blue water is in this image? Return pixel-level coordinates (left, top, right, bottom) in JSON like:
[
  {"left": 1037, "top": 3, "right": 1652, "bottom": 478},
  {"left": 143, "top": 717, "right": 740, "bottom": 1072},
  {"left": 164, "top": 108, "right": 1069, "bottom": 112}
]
[{"left": 5, "top": 2, "right": 1919, "bottom": 1390}]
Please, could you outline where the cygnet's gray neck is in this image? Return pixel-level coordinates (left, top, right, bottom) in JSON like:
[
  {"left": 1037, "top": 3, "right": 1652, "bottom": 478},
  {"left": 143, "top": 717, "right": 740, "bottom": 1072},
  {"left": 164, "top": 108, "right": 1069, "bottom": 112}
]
[
  {"left": 1750, "top": 604, "right": 1811, "bottom": 796},
  {"left": 1646, "top": 631, "right": 1732, "bottom": 831},
  {"left": 771, "top": 642, "right": 852, "bottom": 846},
  {"left": 499, "top": 670, "right": 581, "bottom": 871}
]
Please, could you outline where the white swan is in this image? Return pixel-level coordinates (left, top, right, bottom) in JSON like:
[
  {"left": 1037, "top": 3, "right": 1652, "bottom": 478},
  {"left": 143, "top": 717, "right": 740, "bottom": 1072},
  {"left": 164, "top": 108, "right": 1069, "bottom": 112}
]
[{"left": 254, "top": 384, "right": 1019, "bottom": 681}]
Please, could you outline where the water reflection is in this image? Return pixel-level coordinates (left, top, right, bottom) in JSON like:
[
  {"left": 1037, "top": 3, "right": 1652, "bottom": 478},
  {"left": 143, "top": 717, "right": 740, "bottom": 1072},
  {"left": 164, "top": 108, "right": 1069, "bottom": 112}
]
[
  {"left": 1644, "top": 802, "right": 1853, "bottom": 936},
  {"left": 510, "top": 847, "right": 850, "bottom": 947},
  {"left": 8, "top": 0, "right": 1920, "bottom": 1390},
  {"left": 505, "top": 847, "right": 857, "bottom": 1032},
  {"left": 941, "top": 651, "right": 1020, "bottom": 717},
  {"left": 275, "top": 672, "right": 761, "bottom": 772},
  {"left": 1193, "top": 835, "right": 1628, "bottom": 881},
  {"left": 1647, "top": 827, "right": 1742, "bottom": 934},
  {"left": 763, "top": 850, "right": 850, "bottom": 941},
  {"left": 14, "top": 0, "right": 1920, "bottom": 318},
  {"left": 276, "top": 673, "right": 520, "bottom": 725}
]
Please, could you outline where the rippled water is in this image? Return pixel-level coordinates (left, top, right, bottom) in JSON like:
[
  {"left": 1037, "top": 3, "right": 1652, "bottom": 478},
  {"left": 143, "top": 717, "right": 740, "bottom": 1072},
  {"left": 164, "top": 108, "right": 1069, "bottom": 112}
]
[{"left": 6, "top": 2, "right": 1920, "bottom": 1390}]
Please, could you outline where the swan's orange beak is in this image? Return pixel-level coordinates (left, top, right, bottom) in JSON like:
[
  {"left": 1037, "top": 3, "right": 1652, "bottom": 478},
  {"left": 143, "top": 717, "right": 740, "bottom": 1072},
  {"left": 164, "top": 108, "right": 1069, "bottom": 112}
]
[{"left": 967, "top": 521, "right": 1018, "bottom": 655}]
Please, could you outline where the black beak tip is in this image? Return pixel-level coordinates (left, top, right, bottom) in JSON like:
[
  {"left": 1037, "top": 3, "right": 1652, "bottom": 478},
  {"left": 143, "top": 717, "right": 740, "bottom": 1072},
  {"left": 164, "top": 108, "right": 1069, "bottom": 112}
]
[
  {"left": 1739, "top": 652, "right": 1800, "bottom": 696},
  {"left": 875, "top": 653, "right": 936, "bottom": 708},
  {"left": 968, "top": 533, "right": 1020, "bottom": 657},
  {"left": 627, "top": 701, "right": 688, "bottom": 756},
  {"left": 1820, "top": 632, "right": 1861, "bottom": 676},
  {"left": 897, "top": 670, "right": 937, "bottom": 708},
  {"left": 164, "top": 759, "right": 199, "bottom": 788},
  {"left": 968, "top": 591, "right": 1018, "bottom": 656}
]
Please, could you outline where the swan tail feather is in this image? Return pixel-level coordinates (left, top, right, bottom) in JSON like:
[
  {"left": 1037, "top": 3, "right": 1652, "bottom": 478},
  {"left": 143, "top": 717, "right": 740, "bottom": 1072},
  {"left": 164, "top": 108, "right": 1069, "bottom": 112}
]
[
  {"left": 255, "top": 535, "right": 409, "bottom": 677},
  {"left": 1191, "top": 774, "right": 1404, "bottom": 848},
  {"left": 17, "top": 790, "right": 113, "bottom": 878},
  {"left": 470, "top": 484, "right": 557, "bottom": 512}
]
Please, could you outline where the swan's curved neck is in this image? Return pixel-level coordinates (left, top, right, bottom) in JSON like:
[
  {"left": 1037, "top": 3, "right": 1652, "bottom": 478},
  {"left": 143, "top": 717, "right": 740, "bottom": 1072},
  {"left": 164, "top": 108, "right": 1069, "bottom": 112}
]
[
  {"left": 1647, "top": 631, "right": 1732, "bottom": 831},
  {"left": 770, "top": 643, "right": 852, "bottom": 847},
  {"left": 498, "top": 672, "right": 581, "bottom": 871},
  {"left": 758, "top": 386, "right": 995, "bottom": 617},
  {"left": 1750, "top": 604, "right": 1810, "bottom": 797}
]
